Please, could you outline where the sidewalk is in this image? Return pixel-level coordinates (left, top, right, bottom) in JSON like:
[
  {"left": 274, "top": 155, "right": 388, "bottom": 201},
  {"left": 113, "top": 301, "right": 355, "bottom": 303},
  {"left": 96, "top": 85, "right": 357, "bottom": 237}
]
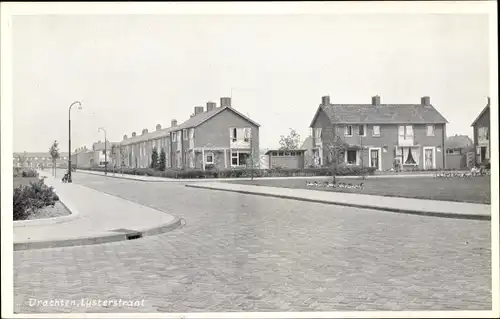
[
  {"left": 77, "top": 169, "right": 437, "bottom": 182},
  {"left": 185, "top": 182, "right": 491, "bottom": 221},
  {"left": 14, "top": 173, "right": 182, "bottom": 250}
]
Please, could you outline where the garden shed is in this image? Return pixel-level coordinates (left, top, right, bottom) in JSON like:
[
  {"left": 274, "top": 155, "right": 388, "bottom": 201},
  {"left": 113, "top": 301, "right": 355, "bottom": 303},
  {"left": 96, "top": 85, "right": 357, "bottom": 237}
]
[{"left": 266, "top": 149, "right": 306, "bottom": 169}]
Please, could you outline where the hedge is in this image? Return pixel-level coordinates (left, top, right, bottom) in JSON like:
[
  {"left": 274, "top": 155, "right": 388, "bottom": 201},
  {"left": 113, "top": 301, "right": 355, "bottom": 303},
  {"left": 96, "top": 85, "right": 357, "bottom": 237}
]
[
  {"left": 78, "top": 165, "right": 377, "bottom": 179},
  {"left": 13, "top": 179, "right": 59, "bottom": 221},
  {"left": 13, "top": 168, "right": 38, "bottom": 178}
]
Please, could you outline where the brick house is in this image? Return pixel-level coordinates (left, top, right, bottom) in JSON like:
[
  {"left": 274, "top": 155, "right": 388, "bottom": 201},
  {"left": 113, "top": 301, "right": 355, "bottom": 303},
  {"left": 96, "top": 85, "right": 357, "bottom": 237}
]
[
  {"left": 115, "top": 97, "right": 260, "bottom": 170},
  {"left": 471, "top": 97, "right": 490, "bottom": 165},
  {"left": 309, "top": 95, "right": 448, "bottom": 171}
]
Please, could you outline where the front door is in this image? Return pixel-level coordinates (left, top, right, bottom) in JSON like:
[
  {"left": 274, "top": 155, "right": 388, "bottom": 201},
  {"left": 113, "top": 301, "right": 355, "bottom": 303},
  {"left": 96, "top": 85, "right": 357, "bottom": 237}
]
[
  {"left": 370, "top": 149, "right": 380, "bottom": 170},
  {"left": 424, "top": 148, "right": 434, "bottom": 169}
]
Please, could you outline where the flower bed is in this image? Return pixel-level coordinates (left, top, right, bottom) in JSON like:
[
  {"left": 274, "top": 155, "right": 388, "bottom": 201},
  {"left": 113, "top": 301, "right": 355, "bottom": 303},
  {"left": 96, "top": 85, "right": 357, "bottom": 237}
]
[{"left": 78, "top": 165, "right": 377, "bottom": 179}]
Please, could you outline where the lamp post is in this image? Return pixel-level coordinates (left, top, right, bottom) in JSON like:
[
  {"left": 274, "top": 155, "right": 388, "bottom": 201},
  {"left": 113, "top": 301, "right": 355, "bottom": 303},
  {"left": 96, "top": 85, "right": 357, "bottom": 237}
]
[
  {"left": 68, "top": 101, "right": 82, "bottom": 183},
  {"left": 98, "top": 127, "right": 108, "bottom": 175}
]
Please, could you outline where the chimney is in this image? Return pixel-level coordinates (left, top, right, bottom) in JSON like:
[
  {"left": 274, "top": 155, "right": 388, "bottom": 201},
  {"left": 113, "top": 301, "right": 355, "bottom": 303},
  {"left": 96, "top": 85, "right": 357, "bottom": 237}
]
[
  {"left": 171, "top": 119, "right": 177, "bottom": 127},
  {"left": 321, "top": 95, "right": 330, "bottom": 105},
  {"left": 487, "top": 96, "right": 491, "bottom": 106},
  {"left": 132, "top": 132, "right": 136, "bottom": 137},
  {"left": 156, "top": 124, "right": 161, "bottom": 131},
  {"left": 142, "top": 128, "right": 148, "bottom": 135},
  {"left": 372, "top": 95, "right": 381, "bottom": 106},
  {"left": 421, "top": 96, "right": 431, "bottom": 106},
  {"left": 220, "top": 97, "right": 231, "bottom": 108},
  {"left": 194, "top": 106, "right": 204, "bottom": 115},
  {"left": 123, "top": 134, "right": 128, "bottom": 140},
  {"left": 206, "top": 101, "right": 216, "bottom": 112}
]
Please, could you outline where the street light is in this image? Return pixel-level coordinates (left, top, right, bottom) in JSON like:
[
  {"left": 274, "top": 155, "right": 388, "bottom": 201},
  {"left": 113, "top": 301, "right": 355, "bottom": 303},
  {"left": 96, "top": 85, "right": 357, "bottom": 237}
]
[
  {"left": 68, "top": 101, "right": 82, "bottom": 183},
  {"left": 98, "top": 127, "right": 107, "bottom": 175}
]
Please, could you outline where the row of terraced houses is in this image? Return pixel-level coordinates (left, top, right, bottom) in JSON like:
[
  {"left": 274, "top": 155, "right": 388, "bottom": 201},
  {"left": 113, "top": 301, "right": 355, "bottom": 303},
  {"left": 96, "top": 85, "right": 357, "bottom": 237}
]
[
  {"left": 72, "top": 97, "right": 261, "bottom": 170},
  {"left": 59, "top": 94, "right": 490, "bottom": 172}
]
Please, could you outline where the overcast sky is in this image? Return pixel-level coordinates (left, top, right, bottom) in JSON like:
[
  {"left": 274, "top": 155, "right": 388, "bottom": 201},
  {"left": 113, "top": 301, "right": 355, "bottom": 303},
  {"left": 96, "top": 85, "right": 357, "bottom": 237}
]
[{"left": 12, "top": 13, "right": 490, "bottom": 152}]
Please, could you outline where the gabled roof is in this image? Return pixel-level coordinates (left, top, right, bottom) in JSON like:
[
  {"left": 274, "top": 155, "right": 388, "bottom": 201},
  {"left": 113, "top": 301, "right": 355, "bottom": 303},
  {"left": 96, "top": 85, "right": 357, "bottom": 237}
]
[
  {"left": 309, "top": 103, "right": 448, "bottom": 127},
  {"left": 120, "top": 126, "right": 176, "bottom": 146},
  {"left": 174, "top": 106, "right": 261, "bottom": 131},
  {"left": 120, "top": 105, "right": 260, "bottom": 146},
  {"left": 471, "top": 103, "right": 490, "bottom": 127},
  {"left": 301, "top": 136, "right": 313, "bottom": 150},
  {"left": 445, "top": 135, "right": 474, "bottom": 149}
]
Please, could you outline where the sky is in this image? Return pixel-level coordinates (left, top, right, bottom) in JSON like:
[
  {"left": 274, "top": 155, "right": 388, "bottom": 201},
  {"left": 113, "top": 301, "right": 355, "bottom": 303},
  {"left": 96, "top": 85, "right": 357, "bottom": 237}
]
[{"left": 12, "top": 13, "right": 491, "bottom": 152}]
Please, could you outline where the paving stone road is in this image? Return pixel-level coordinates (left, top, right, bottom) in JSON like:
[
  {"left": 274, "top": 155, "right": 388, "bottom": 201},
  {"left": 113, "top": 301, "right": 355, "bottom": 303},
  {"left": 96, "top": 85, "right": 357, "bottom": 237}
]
[{"left": 14, "top": 172, "right": 492, "bottom": 313}]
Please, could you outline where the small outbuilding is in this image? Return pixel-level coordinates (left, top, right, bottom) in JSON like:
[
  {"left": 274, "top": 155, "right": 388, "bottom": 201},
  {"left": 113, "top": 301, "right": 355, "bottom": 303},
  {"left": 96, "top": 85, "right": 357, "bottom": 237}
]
[{"left": 265, "top": 149, "right": 306, "bottom": 169}]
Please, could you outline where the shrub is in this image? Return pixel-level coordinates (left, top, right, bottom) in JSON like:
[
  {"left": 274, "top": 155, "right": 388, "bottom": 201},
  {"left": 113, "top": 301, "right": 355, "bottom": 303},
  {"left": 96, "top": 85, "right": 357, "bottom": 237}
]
[
  {"left": 21, "top": 168, "right": 38, "bottom": 178},
  {"left": 13, "top": 179, "right": 59, "bottom": 221},
  {"left": 79, "top": 165, "right": 376, "bottom": 179}
]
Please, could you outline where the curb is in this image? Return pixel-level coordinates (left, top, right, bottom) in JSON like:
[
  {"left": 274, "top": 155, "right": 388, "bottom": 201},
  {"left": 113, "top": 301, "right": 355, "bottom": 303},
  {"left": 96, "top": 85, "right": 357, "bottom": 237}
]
[
  {"left": 13, "top": 217, "right": 184, "bottom": 251},
  {"left": 185, "top": 184, "right": 491, "bottom": 221}
]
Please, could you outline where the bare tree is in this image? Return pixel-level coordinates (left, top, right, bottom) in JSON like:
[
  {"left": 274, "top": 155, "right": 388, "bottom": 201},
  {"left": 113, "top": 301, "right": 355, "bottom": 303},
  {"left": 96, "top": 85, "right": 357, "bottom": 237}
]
[
  {"left": 279, "top": 128, "right": 301, "bottom": 150},
  {"left": 16, "top": 151, "right": 27, "bottom": 168},
  {"left": 323, "top": 126, "right": 348, "bottom": 183},
  {"left": 49, "top": 140, "right": 60, "bottom": 177}
]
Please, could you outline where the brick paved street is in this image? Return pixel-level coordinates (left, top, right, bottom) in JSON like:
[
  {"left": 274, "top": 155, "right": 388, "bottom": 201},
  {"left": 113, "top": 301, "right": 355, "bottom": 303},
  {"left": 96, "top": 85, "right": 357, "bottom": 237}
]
[{"left": 14, "top": 173, "right": 491, "bottom": 313}]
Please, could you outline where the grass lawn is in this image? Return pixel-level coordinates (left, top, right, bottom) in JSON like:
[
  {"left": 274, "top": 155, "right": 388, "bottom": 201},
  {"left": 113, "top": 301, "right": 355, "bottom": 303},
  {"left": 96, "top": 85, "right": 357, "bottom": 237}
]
[
  {"left": 13, "top": 177, "right": 39, "bottom": 189},
  {"left": 228, "top": 176, "right": 491, "bottom": 204}
]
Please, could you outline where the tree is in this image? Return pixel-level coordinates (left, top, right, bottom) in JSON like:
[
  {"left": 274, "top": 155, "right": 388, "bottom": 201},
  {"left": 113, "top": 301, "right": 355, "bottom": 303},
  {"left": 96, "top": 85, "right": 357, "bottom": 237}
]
[
  {"left": 150, "top": 147, "right": 159, "bottom": 169},
  {"left": 158, "top": 148, "right": 166, "bottom": 171},
  {"left": 49, "top": 140, "right": 60, "bottom": 177},
  {"left": 324, "top": 126, "right": 349, "bottom": 183},
  {"left": 16, "top": 151, "right": 27, "bottom": 168},
  {"left": 279, "top": 128, "right": 301, "bottom": 150}
]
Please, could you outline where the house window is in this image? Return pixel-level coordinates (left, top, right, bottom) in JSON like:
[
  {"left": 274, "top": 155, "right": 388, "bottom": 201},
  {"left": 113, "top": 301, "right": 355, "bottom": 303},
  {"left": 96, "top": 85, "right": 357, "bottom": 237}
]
[
  {"left": 231, "top": 151, "right": 249, "bottom": 166},
  {"left": 399, "top": 125, "right": 414, "bottom": 139},
  {"left": 206, "top": 152, "right": 214, "bottom": 164},
  {"left": 290, "top": 152, "right": 296, "bottom": 156},
  {"left": 231, "top": 152, "right": 238, "bottom": 165},
  {"left": 346, "top": 150, "right": 357, "bottom": 165},
  {"left": 284, "top": 152, "right": 291, "bottom": 156},
  {"left": 358, "top": 125, "right": 366, "bottom": 136},
  {"left": 171, "top": 132, "right": 176, "bottom": 141},
  {"left": 230, "top": 128, "right": 238, "bottom": 142},
  {"left": 189, "top": 128, "right": 195, "bottom": 140},
  {"left": 402, "top": 147, "right": 418, "bottom": 165},
  {"left": 426, "top": 125, "right": 435, "bottom": 136},
  {"left": 372, "top": 125, "right": 380, "bottom": 137},
  {"left": 345, "top": 125, "right": 353, "bottom": 137},
  {"left": 314, "top": 128, "right": 322, "bottom": 140},
  {"left": 272, "top": 152, "right": 278, "bottom": 156},
  {"left": 478, "top": 127, "right": 489, "bottom": 141},
  {"left": 238, "top": 152, "right": 249, "bottom": 166},
  {"left": 278, "top": 151, "right": 284, "bottom": 156},
  {"left": 243, "top": 128, "right": 251, "bottom": 142}
]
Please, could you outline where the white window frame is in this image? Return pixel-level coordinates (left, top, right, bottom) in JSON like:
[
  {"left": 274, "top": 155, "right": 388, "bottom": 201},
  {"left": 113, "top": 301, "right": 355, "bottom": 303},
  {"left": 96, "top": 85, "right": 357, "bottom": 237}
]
[
  {"left": 399, "top": 125, "right": 414, "bottom": 139},
  {"left": 205, "top": 152, "right": 214, "bottom": 164},
  {"left": 345, "top": 125, "right": 353, "bottom": 137},
  {"left": 177, "top": 131, "right": 181, "bottom": 143},
  {"left": 426, "top": 124, "right": 435, "bottom": 137},
  {"left": 189, "top": 128, "right": 195, "bottom": 140},
  {"left": 358, "top": 124, "right": 367, "bottom": 137},
  {"left": 243, "top": 128, "right": 251, "bottom": 142},
  {"left": 183, "top": 129, "right": 188, "bottom": 141},
  {"left": 368, "top": 147, "right": 382, "bottom": 171},
  {"left": 372, "top": 125, "right": 381, "bottom": 137},
  {"left": 231, "top": 151, "right": 239, "bottom": 166}
]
